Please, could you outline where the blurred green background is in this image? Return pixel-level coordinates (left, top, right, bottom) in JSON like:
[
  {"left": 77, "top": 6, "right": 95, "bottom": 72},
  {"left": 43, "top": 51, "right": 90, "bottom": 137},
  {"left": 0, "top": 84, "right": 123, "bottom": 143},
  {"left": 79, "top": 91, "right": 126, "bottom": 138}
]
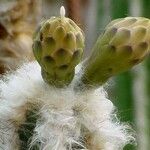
[{"left": 0, "top": 0, "right": 150, "bottom": 150}]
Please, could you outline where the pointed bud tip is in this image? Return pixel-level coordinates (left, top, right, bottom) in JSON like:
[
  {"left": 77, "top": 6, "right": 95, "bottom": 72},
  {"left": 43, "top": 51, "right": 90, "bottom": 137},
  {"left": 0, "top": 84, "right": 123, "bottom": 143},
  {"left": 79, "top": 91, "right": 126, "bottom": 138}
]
[{"left": 60, "top": 6, "right": 66, "bottom": 18}]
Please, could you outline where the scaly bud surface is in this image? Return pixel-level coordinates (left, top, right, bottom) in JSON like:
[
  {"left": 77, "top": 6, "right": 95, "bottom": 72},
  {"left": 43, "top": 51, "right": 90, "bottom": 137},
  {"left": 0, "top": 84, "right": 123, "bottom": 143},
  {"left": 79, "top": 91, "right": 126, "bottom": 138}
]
[
  {"left": 79, "top": 17, "right": 150, "bottom": 87},
  {"left": 33, "top": 14, "right": 84, "bottom": 87}
]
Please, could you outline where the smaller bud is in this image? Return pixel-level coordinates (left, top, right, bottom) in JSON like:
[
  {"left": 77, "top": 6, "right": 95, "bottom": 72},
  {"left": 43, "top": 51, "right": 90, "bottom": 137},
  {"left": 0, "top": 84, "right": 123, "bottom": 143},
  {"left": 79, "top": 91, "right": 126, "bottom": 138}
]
[{"left": 75, "top": 17, "right": 150, "bottom": 88}]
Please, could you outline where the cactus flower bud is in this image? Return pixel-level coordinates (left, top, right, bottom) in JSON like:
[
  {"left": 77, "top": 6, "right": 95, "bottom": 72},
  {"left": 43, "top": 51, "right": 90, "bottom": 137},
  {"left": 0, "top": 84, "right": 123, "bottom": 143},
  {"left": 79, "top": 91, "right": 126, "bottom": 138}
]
[
  {"left": 33, "top": 7, "right": 84, "bottom": 87},
  {"left": 79, "top": 17, "right": 150, "bottom": 87}
]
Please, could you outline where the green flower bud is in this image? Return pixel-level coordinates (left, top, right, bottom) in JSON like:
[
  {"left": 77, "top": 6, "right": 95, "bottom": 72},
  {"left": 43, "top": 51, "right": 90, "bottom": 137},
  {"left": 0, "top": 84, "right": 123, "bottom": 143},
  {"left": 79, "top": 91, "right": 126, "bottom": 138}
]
[
  {"left": 79, "top": 17, "right": 150, "bottom": 87},
  {"left": 33, "top": 14, "right": 84, "bottom": 87}
]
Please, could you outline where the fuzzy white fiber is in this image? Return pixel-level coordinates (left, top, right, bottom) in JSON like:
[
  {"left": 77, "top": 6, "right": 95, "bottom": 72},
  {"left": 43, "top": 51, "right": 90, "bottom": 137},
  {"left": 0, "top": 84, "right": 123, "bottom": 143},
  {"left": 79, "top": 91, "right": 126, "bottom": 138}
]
[{"left": 0, "top": 62, "right": 134, "bottom": 150}]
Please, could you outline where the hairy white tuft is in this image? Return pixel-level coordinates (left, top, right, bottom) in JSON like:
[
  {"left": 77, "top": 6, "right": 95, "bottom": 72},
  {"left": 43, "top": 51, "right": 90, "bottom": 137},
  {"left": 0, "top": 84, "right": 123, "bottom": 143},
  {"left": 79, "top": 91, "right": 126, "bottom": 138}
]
[
  {"left": 0, "top": 61, "right": 134, "bottom": 149},
  {"left": 0, "top": 120, "right": 19, "bottom": 150}
]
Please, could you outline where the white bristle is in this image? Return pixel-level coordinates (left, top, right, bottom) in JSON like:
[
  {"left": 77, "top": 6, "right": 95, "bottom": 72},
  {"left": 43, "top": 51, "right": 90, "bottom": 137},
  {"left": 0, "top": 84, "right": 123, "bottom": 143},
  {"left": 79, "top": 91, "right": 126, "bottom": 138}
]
[{"left": 60, "top": 6, "right": 65, "bottom": 18}]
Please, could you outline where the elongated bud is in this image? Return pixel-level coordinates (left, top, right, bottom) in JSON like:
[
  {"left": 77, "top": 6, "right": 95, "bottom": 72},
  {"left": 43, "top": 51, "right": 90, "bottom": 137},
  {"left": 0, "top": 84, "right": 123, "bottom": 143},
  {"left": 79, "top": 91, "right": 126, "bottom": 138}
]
[
  {"left": 33, "top": 7, "right": 84, "bottom": 87},
  {"left": 77, "top": 17, "right": 150, "bottom": 88}
]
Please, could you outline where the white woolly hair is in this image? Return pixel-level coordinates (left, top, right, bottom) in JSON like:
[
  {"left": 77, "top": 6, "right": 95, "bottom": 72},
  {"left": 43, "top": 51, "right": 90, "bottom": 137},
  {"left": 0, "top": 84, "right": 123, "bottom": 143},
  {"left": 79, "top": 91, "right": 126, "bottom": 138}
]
[{"left": 0, "top": 61, "right": 134, "bottom": 150}]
